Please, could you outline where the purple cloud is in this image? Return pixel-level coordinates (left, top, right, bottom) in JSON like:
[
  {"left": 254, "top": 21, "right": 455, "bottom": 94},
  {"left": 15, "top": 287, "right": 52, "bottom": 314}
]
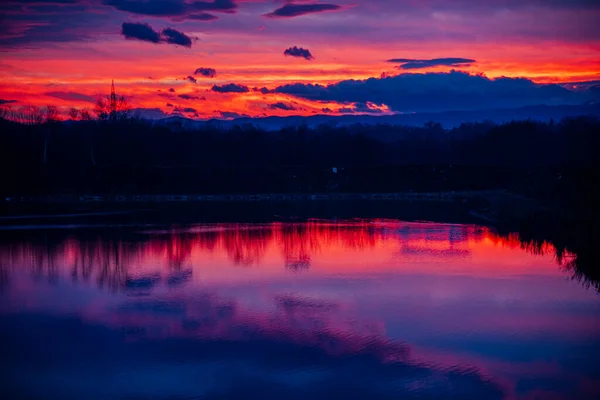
[
  {"left": 121, "top": 22, "right": 161, "bottom": 43},
  {"left": 194, "top": 67, "right": 217, "bottom": 78},
  {"left": 388, "top": 58, "right": 476, "bottom": 70},
  {"left": 284, "top": 46, "right": 314, "bottom": 60},
  {"left": 269, "top": 102, "right": 296, "bottom": 111},
  {"left": 274, "top": 71, "right": 599, "bottom": 112},
  {"left": 44, "top": 91, "right": 96, "bottom": 103},
  {"left": 121, "top": 22, "right": 193, "bottom": 48},
  {"left": 161, "top": 27, "right": 192, "bottom": 47},
  {"left": 217, "top": 110, "right": 249, "bottom": 119},
  {"left": 178, "top": 94, "right": 205, "bottom": 100},
  {"left": 212, "top": 83, "right": 249, "bottom": 93},
  {"left": 105, "top": 0, "right": 237, "bottom": 19},
  {"left": 254, "top": 87, "right": 272, "bottom": 94},
  {"left": 173, "top": 106, "right": 197, "bottom": 113}
]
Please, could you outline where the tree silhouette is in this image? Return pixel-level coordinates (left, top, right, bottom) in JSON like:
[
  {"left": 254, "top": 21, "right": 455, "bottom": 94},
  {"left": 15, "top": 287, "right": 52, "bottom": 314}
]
[
  {"left": 22, "top": 105, "right": 45, "bottom": 125},
  {"left": 80, "top": 108, "right": 92, "bottom": 121},
  {"left": 94, "top": 80, "right": 131, "bottom": 122},
  {"left": 45, "top": 105, "right": 59, "bottom": 123},
  {"left": 69, "top": 107, "right": 79, "bottom": 121}
]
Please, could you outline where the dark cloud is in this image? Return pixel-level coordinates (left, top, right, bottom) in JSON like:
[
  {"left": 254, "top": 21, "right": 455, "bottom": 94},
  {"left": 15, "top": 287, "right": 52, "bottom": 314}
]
[
  {"left": 388, "top": 57, "right": 476, "bottom": 70},
  {"left": 0, "top": 99, "right": 18, "bottom": 105},
  {"left": 185, "top": 76, "right": 197, "bottom": 84},
  {"left": 178, "top": 94, "right": 205, "bottom": 100},
  {"left": 194, "top": 67, "right": 217, "bottom": 78},
  {"left": 44, "top": 91, "right": 96, "bottom": 103},
  {"left": 269, "top": 102, "right": 296, "bottom": 111},
  {"left": 321, "top": 107, "right": 332, "bottom": 113},
  {"left": 121, "top": 22, "right": 193, "bottom": 47},
  {"left": 166, "top": 103, "right": 174, "bottom": 107},
  {"left": 106, "top": 0, "right": 187, "bottom": 16},
  {"left": 217, "top": 110, "right": 249, "bottom": 119},
  {"left": 161, "top": 27, "right": 192, "bottom": 47},
  {"left": 3, "top": 0, "right": 599, "bottom": 49},
  {"left": 169, "top": 88, "right": 176, "bottom": 92},
  {"left": 105, "top": 0, "right": 237, "bottom": 19},
  {"left": 274, "top": 71, "right": 598, "bottom": 113},
  {"left": 212, "top": 83, "right": 249, "bottom": 93},
  {"left": 121, "top": 21, "right": 161, "bottom": 43},
  {"left": 5, "top": 1, "right": 80, "bottom": 4},
  {"left": 254, "top": 87, "right": 272, "bottom": 94},
  {"left": 157, "top": 92, "right": 173, "bottom": 99},
  {"left": 284, "top": 46, "right": 314, "bottom": 60},
  {"left": 265, "top": 3, "right": 342, "bottom": 18},
  {"left": 174, "top": 106, "right": 197, "bottom": 113}
]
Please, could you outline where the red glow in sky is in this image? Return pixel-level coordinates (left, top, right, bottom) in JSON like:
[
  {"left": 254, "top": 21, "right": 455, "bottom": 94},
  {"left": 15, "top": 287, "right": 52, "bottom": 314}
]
[{"left": 1, "top": 1, "right": 599, "bottom": 118}]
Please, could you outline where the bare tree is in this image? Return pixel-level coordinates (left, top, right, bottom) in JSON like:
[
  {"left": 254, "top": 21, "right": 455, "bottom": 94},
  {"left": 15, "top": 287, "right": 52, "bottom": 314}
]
[
  {"left": 94, "top": 81, "right": 131, "bottom": 122},
  {"left": 21, "top": 105, "right": 45, "bottom": 125},
  {"left": 69, "top": 107, "right": 79, "bottom": 121},
  {"left": 0, "top": 104, "right": 10, "bottom": 120},
  {"left": 45, "top": 105, "right": 60, "bottom": 123},
  {"left": 80, "top": 108, "right": 92, "bottom": 121},
  {"left": 94, "top": 98, "right": 109, "bottom": 121},
  {"left": 114, "top": 95, "right": 131, "bottom": 121}
]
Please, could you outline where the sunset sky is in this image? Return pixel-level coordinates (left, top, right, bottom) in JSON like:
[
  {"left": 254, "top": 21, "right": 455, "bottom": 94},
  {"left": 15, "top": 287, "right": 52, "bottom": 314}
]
[{"left": 1, "top": 0, "right": 599, "bottom": 119}]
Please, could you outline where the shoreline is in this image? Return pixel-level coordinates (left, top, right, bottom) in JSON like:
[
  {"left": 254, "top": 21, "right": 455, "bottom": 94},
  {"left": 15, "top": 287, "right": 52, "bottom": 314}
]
[
  {"left": 0, "top": 190, "right": 543, "bottom": 229},
  {"left": 2, "top": 190, "right": 506, "bottom": 204}
]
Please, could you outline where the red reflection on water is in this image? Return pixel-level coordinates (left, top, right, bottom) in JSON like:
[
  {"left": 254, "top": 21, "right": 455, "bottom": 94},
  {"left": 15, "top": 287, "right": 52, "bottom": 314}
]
[
  {"left": 0, "top": 221, "right": 563, "bottom": 290},
  {"left": 0, "top": 221, "right": 597, "bottom": 400}
]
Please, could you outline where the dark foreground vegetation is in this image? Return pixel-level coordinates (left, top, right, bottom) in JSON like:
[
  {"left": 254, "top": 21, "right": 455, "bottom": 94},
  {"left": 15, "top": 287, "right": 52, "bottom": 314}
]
[{"left": 1, "top": 115, "right": 598, "bottom": 203}]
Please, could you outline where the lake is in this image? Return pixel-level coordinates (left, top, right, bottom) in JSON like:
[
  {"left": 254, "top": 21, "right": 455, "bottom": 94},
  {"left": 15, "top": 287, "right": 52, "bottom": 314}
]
[{"left": 0, "top": 220, "right": 598, "bottom": 399}]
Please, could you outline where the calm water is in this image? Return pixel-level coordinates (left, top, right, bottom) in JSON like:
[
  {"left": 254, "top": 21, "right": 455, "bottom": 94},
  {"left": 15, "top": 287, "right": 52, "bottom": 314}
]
[{"left": 0, "top": 220, "right": 598, "bottom": 399}]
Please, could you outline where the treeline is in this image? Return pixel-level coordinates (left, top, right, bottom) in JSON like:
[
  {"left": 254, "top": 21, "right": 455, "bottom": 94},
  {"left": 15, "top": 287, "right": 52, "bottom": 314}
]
[{"left": 0, "top": 116, "right": 598, "bottom": 200}]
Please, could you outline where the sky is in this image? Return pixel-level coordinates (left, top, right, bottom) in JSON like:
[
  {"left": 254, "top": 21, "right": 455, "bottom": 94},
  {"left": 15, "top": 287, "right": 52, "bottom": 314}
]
[{"left": 0, "top": 0, "right": 599, "bottom": 119}]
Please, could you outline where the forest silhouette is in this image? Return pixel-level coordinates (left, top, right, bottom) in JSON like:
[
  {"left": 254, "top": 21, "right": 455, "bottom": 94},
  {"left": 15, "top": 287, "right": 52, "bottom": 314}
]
[{"left": 0, "top": 110, "right": 597, "bottom": 201}]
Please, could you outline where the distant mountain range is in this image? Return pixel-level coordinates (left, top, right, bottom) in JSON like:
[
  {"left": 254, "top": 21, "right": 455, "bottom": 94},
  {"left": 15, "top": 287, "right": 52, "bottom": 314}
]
[{"left": 144, "top": 103, "right": 600, "bottom": 131}]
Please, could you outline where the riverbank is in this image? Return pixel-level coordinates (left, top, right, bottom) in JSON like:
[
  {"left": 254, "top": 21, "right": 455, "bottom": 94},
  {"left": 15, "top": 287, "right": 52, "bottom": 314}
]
[
  {"left": 0, "top": 189, "right": 545, "bottom": 231},
  {"left": 2, "top": 190, "right": 506, "bottom": 205}
]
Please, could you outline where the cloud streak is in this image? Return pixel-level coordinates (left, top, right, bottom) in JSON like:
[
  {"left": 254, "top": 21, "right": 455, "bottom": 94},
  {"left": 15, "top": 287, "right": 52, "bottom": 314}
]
[
  {"left": 388, "top": 58, "right": 476, "bottom": 70},
  {"left": 105, "top": 0, "right": 237, "bottom": 19},
  {"left": 178, "top": 94, "right": 205, "bottom": 100},
  {"left": 44, "top": 91, "right": 96, "bottom": 103},
  {"left": 264, "top": 2, "right": 342, "bottom": 18}
]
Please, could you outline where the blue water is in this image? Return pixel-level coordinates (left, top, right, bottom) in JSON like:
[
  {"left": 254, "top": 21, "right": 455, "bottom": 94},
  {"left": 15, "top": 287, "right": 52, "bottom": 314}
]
[{"left": 0, "top": 221, "right": 598, "bottom": 399}]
